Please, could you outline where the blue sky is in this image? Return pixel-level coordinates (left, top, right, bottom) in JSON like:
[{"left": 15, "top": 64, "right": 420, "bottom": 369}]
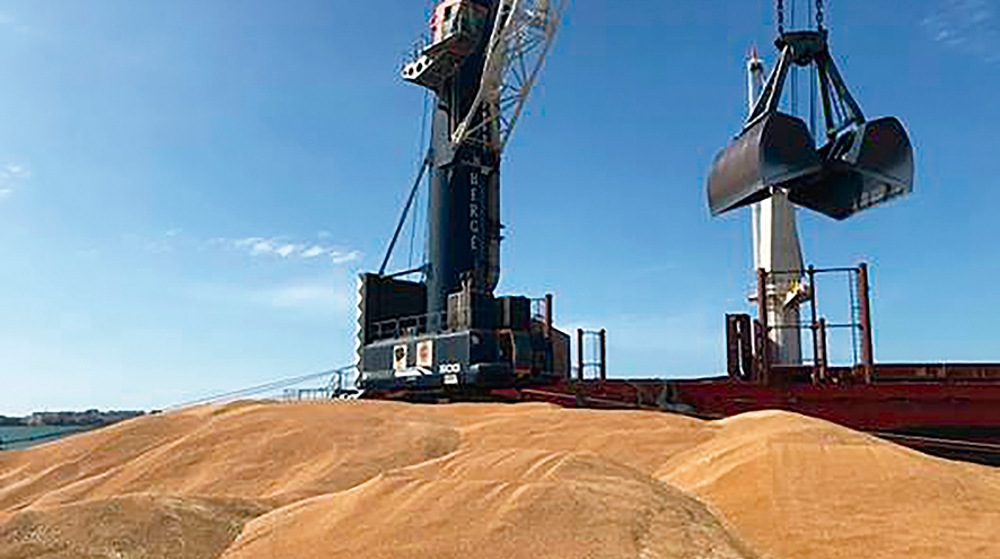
[{"left": 1, "top": 0, "right": 999, "bottom": 414}]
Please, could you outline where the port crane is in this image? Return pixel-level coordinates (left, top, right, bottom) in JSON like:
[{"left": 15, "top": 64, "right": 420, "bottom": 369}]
[{"left": 357, "top": 0, "right": 570, "bottom": 395}]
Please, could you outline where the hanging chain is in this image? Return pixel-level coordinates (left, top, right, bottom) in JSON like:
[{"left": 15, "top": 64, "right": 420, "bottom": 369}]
[{"left": 777, "top": 0, "right": 825, "bottom": 33}]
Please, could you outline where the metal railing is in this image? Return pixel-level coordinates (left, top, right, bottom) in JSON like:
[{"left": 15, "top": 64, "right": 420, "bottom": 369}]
[
  {"left": 402, "top": 32, "right": 432, "bottom": 68},
  {"left": 530, "top": 294, "right": 554, "bottom": 330},
  {"left": 576, "top": 328, "right": 607, "bottom": 381},
  {"left": 370, "top": 310, "right": 448, "bottom": 341},
  {"left": 282, "top": 368, "right": 359, "bottom": 401},
  {"left": 755, "top": 263, "right": 874, "bottom": 382}
]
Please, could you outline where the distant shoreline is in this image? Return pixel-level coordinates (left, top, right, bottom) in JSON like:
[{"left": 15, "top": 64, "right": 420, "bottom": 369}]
[
  {"left": 0, "top": 425, "right": 97, "bottom": 450},
  {"left": 0, "top": 410, "right": 146, "bottom": 428}
]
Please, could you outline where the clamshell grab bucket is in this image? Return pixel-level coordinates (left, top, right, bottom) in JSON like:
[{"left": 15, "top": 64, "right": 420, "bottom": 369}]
[
  {"left": 787, "top": 117, "right": 913, "bottom": 220},
  {"left": 707, "top": 112, "right": 821, "bottom": 216},
  {"left": 707, "top": 30, "right": 915, "bottom": 221}
]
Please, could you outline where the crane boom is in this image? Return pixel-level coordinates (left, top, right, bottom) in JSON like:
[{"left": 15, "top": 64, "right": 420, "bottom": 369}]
[{"left": 451, "top": 0, "right": 566, "bottom": 150}]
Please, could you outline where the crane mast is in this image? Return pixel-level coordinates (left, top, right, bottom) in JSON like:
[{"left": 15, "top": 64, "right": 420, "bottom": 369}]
[{"left": 418, "top": 0, "right": 503, "bottom": 328}]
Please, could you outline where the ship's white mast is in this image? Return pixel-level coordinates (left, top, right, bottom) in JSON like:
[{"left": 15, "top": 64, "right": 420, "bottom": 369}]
[{"left": 748, "top": 48, "right": 805, "bottom": 365}]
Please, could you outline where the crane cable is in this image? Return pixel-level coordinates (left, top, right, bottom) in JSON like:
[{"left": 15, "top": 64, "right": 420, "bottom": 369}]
[
  {"left": 810, "top": 0, "right": 817, "bottom": 135},
  {"left": 166, "top": 367, "right": 354, "bottom": 411},
  {"left": 407, "top": 0, "right": 439, "bottom": 274},
  {"left": 776, "top": 0, "right": 828, "bottom": 135},
  {"left": 408, "top": 89, "right": 431, "bottom": 272},
  {"left": 811, "top": 0, "right": 825, "bottom": 136},
  {"left": 790, "top": 0, "right": 797, "bottom": 115},
  {"left": 778, "top": 0, "right": 824, "bottom": 34},
  {"left": 777, "top": 0, "right": 784, "bottom": 35}
]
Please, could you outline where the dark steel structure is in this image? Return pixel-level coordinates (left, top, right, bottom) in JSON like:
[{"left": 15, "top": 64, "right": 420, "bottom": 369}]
[{"left": 357, "top": 0, "right": 570, "bottom": 394}]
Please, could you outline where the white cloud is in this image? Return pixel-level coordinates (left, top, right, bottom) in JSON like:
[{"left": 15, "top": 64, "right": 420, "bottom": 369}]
[
  {"left": 131, "top": 232, "right": 363, "bottom": 268},
  {"left": 232, "top": 237, "right": 262, "bottom": 249},
  {"left": 0, "top": 161, "right": 30, "bottom": 201},
  {"left": 924, "top": 0, "right": 1000, "bottom": 63},
  {"left": 218, "top": 236, "right": 361, "bottom": 265},
  {"left": 301, "top": 246, "right": 327, "bottom": 258},
  {"left": 331, "top": 250, "right": 362, "bottom": 265},
  {"left": 4, "top": 164, "right": 29, "bottom": 179},
  {"left": 249, "top": 239, "right": 276, "bottom": 256},
  {"left": 275, "top": 244, "right": 300, "bottom": 258}
]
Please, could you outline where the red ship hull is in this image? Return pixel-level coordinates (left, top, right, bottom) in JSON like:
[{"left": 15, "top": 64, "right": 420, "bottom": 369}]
[{"left": 486, "top": 364, "right": 1000, "bottom": 464}]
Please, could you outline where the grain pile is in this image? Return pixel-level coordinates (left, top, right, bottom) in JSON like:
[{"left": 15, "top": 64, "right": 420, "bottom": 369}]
[
  {"left": 1, "top": 400, "right": 998, "bottom": 559},
  {"left": 659, "top": 411, "right": 1000, "bottom": 558},
  {"left": 0, "top": 495, "right": 265, "bottom": 559}
]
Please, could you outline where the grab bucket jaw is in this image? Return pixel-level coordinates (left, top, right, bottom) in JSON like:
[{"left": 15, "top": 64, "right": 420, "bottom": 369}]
[
  {"left": 707, "top": 112, "right": 821, "bottom": 216},
  {"left": 786, "top": 117, "right": 914, "bottom": 220}
]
